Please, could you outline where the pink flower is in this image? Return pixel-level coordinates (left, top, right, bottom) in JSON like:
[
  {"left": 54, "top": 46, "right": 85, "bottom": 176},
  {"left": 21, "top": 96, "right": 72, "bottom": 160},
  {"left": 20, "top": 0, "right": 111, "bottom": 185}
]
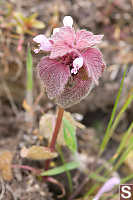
[
  {"left": 93, "top": 176, "right": 120, "bottom": 200},
  {"left": 33, "top": 16, "right": 105, "bottom": 108}
]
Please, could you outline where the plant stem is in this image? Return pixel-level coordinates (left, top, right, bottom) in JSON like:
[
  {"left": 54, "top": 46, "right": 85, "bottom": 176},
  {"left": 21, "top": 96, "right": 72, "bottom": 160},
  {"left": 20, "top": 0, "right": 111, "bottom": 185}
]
[
  {"left": 45, "top": 106, "right": 64, "bottom": 171},
  {"left": 12, "top": 164, "right": 41, "bottom": 175}
]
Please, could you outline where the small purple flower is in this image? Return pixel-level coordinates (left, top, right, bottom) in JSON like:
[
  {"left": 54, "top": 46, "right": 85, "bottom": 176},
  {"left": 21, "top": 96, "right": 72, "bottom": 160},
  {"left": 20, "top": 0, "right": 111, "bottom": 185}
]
[
  {"left": 33, "top": 16, "right": 105, "bottom": 108},
  {"left": 93, "top": 176, "right": 120, "bottom": 200}
]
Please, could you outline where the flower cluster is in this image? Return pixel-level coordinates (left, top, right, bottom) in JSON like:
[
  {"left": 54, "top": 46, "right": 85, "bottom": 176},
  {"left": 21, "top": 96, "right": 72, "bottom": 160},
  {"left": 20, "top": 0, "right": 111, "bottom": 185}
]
[{"left": 33, "top": 16, "right": 105, "bottom": 108}]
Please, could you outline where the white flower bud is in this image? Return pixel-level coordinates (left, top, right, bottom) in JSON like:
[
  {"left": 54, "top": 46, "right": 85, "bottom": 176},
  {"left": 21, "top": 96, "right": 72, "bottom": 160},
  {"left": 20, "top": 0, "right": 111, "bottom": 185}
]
[{"left": 63, "top": 16, "right": 73, "bottom": 27}]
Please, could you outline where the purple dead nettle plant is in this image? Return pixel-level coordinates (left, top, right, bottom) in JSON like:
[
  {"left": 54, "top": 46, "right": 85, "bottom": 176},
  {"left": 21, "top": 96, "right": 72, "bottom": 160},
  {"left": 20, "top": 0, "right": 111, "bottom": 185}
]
[
  {"left": 33, "top": 16, "right": 105, "bottom": 108},
  {"left": 33, "top": 16, "right": 106, "bottom": 170}
]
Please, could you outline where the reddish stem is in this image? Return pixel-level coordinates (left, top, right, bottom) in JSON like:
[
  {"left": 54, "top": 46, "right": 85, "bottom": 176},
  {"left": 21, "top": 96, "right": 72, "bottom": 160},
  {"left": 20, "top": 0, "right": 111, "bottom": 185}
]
[
  {"left": 45, "top": 106, "right": 64, "bottom": 171},
  {"left": 12, "top": 164, "right": 41, "bottom": 175},
  {"left": 47, "top": 177, "right": 65, "bottom": 198}
]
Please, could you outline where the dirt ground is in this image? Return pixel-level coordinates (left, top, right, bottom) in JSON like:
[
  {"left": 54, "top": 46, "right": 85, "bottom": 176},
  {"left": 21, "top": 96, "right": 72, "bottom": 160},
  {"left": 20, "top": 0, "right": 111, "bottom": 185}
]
[{"left": 0, "top": 0, "right": 133, "bottom": 199}]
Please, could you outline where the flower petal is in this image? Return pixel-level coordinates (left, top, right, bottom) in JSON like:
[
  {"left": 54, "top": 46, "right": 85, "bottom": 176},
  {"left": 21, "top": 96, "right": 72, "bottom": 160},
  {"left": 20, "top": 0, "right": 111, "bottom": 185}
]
[
  {"left": 38, "top": 56, "right": 71, "bottom": 99},
  {"left": 50, "top": 41, "right": 75, "bottom": 59},
  {"left": 33, "top": 34, "right": 52, "bottom": 52},
  {"left": 51, "top": 26, "right": 75, "bottom": 44},
  {"left": 82, "top": 48, "right": 105, "bottom": 85},
  {"left": 76, "top": 30, "right": 103, "bottom": 49},
  {"left": 55, "top": 67, "right": 94, "bottom": 108},
  {"left": 93, "top": 177, "right": 120, "bottom": 200},
  {"left": 50, "top": 27, "right": 76, "bottom": 58},
  {"left": 53, "top": 28, "right": 60, "bottom": 35}
]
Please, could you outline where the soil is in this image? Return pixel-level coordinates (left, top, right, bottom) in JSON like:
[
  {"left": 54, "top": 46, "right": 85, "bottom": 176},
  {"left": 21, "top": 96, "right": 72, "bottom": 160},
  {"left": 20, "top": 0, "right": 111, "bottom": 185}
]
[{"left": 0, "top": 0, "right": 133, "bottom": 199}]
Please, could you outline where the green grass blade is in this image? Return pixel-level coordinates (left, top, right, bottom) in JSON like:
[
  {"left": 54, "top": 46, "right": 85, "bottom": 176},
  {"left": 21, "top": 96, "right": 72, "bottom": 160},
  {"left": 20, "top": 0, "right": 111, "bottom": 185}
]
[
  {"left": 41, "top": 161, "right": 79, "bottom": 176},
  {"left": 89, "top": 172, "right": 107, "bottom": 182},
  {"left": 113, "top": 136, "right": 133, "bottom": 171},
  {"left": 84, "top": 183, "right": 99, "bottom": 198},
  {"left": 107, "top": 172, "right": 133, "bottom": 199},
  {"left": 63, "top": 117, "right": 77, "bottom": 153},
  {"left": 102, "top": 123, "right": 133, "bottom": 178},
  {"left": 100, "top": 67, "right": 127, "bottom": 155},
  {"left": 26, "top": 46, "right": 33, "bottom": 91},
  {"left": 115, "top": 122, "right": 133, "bottom": 156},
  {"left": 109, "top": 94, "right": 133, "bottom": 136},
  {"left": 121, "top": 173, "right": 133, "bottom": 183},
  {"left": 84, "top": 121, "right": 133, "bottom": 199},
  {"left": 57, "top": 145, "right": 73, "bottom": 192}
]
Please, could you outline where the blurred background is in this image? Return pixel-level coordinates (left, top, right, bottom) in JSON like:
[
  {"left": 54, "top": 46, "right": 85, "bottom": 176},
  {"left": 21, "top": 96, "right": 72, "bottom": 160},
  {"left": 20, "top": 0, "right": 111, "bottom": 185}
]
[{"left": 0, "top": 0, "right": 133, "bottom": 199}]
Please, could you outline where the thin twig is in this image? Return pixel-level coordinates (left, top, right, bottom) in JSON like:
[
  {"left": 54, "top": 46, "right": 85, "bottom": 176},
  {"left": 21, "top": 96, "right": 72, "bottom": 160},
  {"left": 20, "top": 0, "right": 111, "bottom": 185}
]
[
  {"left": 10, "top": 56, "right": 23, "bottom": 81},
  {"left": 6, "top": 184, "right": 17, "bottom": 200},
  {"left": 1, "top": 79, "right": 18, "bottom": 115},
  {"left": 0, "top": 177, "right": 5, "bottom": 200},
  {"left": 68, "top": 177, "right": 89, "bottom": 200},
  {"left": 47, "top": 177, "right": 66, "bottom": 198},
  {"left": 12, "top": 164, "right": 41, "bottom": 175},
  {"left": 33, "top": 91, "right": 44, "bottom": 106},
  {"left": 131, "top": 0, "right": 133, "bottom": 7}
]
